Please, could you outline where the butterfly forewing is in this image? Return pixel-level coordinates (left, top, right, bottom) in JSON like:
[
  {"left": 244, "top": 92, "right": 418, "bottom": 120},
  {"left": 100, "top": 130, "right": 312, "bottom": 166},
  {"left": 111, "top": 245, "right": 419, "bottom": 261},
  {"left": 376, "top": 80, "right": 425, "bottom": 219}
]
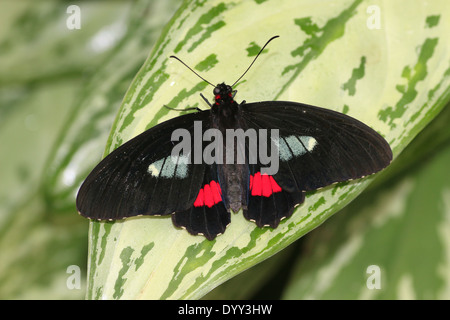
[
  {"left": 76, "top": 111, "right": 211, "bottom": 220},
  {"left": 240, "top": 101, "right": 392, "bottom": 192}
]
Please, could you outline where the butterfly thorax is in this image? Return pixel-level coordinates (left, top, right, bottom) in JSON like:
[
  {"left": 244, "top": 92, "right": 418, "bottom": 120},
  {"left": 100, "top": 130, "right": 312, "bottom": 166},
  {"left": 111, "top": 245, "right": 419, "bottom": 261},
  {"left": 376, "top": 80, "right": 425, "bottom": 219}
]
[{"left": 211, "top": 83, "right": 239, "bottom": 126}]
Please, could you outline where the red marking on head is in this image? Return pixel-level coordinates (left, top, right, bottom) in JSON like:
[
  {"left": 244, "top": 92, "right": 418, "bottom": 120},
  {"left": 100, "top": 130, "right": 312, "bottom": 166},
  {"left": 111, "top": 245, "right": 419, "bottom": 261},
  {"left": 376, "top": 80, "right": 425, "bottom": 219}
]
[
  {"left": 250, "top": 172, "right": 282, "bottom": 197},
  {"left": 194, "top": 180, "right": 223, "bottom": 208},
  {"left": 215, "top": 94, "right": 221, "bottom": 100}
]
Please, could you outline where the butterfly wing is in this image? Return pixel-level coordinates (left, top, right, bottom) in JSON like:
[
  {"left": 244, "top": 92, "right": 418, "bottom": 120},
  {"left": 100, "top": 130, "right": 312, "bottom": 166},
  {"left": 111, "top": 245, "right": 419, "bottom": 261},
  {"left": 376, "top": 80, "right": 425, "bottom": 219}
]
[
  {"left": 241, "top": 101, "right": 392, "bottom": 193},
  {"left": 76, "top": 110, "right": 211, "bottom": 220}
]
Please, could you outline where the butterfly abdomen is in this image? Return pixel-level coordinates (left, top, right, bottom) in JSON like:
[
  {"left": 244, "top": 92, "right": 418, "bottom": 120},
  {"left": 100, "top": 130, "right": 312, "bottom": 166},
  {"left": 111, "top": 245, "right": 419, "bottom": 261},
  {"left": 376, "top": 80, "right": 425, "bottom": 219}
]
[{"left": 218, "top": 163, "right": 248, "bottom": 213}]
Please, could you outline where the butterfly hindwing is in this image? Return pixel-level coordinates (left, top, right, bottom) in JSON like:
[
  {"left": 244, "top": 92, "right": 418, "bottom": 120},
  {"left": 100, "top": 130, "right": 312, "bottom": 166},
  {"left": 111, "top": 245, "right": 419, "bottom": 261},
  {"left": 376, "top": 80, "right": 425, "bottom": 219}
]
[
  {"left": 76, "top": 111, "right": 211, "bottom": 220},
  {"left": 172, "top": 164, "right": 230, "bottom": 240},
  {"left": 244, "top": 167, "right": 305, "bottom": 228},
  {"left": 241, "top": 101, "right": 392, "bottom": 192}
]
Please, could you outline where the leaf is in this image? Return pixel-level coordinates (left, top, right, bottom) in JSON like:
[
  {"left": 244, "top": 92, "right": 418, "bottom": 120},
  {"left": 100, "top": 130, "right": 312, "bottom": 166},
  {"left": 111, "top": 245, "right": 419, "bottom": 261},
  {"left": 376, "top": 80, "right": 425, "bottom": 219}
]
[{"left": 87, "top": 0, "right": 450, "bottom": 299}]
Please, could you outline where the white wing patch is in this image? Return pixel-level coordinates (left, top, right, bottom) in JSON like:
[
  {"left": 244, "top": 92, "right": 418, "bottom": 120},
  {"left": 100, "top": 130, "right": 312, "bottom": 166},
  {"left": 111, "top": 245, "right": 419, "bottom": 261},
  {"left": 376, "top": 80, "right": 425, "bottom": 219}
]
[
  {"left": 148, "top": 154, "right": 189, "bottom": 179},
  {"left": 279, "top": 135, "right": 317, "bottom": 161},
  {"left": 148, "top": 158, "right": 164, "bottom": 177}
]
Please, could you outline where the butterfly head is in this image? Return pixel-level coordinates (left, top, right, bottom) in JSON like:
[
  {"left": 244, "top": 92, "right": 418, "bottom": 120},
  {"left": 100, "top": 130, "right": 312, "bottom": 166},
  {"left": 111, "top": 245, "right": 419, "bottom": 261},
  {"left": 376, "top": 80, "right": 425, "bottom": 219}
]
[{"left": 213, "top": 83, "right": 235, "bottom": 107}]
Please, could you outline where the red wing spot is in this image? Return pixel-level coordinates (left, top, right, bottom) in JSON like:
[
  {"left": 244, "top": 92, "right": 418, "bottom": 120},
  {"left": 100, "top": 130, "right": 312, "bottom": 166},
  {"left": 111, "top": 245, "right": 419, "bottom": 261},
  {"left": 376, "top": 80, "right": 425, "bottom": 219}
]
[
  {"left": 193, "top": 189, "right": 204, "bottom": 207},
  {"left": 251, "top": 172, "right": 262, "bottom": 196},
  {"left": 261, "top": 174, "right": 272, "bottom": 197},
  {"left": 203, "top": 185, "right": 214, "bottom": 207},
  {"left": 250, "top": 172, "right": 282, "bottom": 197},
  {"left": 269, "top": 176, "right": 282, "bottom": 193},
  {"left": 210, "top": 180, "right": 222, "bottom": 204},
  {"left": 194, "top": 181, "right": 223, "bottom": 208}
]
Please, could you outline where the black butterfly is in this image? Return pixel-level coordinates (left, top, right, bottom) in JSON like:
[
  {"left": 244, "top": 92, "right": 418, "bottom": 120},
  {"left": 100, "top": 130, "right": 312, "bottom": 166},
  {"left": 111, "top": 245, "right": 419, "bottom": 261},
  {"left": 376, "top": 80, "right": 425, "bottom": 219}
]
[{"left": 76, "top": 36, "right": 392, "bottom": 240}]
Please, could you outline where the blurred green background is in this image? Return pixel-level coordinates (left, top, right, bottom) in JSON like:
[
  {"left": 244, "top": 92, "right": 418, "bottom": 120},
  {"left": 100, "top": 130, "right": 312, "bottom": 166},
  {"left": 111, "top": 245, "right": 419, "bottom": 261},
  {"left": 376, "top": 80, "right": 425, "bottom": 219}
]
[{"left": 0, "top": 0, "right": 449, "bottom": 299}]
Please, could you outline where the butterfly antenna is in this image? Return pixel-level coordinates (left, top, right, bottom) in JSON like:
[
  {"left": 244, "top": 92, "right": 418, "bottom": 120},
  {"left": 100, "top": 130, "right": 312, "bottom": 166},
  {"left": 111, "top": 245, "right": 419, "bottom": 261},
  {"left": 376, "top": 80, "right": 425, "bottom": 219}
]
[
  {"left": 170, "top": 55, "right": 215, "bottom": 88},
  {"left": 231, "top": 35, "right": 279, "bottom": 87}
]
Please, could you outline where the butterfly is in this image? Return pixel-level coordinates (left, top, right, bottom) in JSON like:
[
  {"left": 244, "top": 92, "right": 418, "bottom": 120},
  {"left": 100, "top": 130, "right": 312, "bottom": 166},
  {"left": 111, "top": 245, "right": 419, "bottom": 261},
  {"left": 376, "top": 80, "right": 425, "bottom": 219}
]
[{"left": 76, "top": 36, "right": 392, "bottom": 240}]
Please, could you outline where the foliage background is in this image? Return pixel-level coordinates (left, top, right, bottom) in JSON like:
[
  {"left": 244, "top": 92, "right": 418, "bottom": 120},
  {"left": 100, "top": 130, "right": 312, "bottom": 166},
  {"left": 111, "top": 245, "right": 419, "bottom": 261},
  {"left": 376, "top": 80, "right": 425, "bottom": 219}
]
[{"left": 0, "top": 0, "right": 448, "bottom": 299}]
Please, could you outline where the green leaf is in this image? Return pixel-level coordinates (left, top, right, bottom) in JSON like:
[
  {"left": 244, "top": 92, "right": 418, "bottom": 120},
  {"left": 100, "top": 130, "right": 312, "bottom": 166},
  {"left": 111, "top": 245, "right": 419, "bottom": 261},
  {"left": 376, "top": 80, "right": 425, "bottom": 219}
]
[{"left": 87, "top": 0, "right": 450, "bottom": 299}]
